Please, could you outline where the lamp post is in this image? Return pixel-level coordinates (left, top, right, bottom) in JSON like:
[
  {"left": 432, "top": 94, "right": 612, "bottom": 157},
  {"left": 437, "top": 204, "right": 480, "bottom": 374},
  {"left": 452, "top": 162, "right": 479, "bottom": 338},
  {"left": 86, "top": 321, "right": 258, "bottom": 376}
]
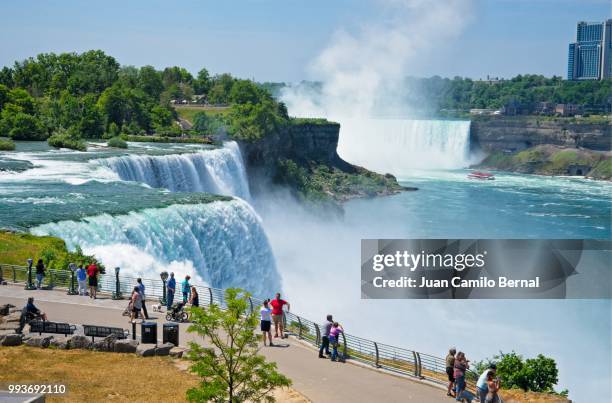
[
  {"left": 112, "top": 267, "right": 122, "bottom": 300},
  {"left": 160, "top": 271, "right": 169, "bottom": 305},
  {"left": 25, "top": 258, "right": 36, "bottom": 290},
  {"left": 67, "top": 263, "right": 78, "bottom": 295}
]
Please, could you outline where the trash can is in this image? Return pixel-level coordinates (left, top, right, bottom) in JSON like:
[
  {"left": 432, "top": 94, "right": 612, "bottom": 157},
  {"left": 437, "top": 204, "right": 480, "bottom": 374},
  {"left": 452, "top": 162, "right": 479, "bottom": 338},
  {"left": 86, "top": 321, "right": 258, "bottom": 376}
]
[
  {"left": 141, "top": 321, "right": 157, "bottom": 344},
  {"left": 163, "top": 322, "right": 179, "bottom": 346}
]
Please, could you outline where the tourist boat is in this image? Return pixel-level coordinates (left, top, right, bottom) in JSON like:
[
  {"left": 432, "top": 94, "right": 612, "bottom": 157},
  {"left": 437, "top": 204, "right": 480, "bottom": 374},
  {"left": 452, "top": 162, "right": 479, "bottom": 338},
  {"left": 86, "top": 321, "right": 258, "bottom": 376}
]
[{"left": 468, "top": 171, "right": 495, "bottom": 180}]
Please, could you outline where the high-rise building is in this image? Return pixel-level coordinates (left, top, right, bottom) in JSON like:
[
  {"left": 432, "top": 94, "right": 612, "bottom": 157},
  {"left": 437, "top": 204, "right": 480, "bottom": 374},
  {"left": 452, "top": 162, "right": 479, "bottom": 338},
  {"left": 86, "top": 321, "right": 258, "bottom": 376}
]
[{"left": 567, "top": 19, "right": 612, "bottom": 80}]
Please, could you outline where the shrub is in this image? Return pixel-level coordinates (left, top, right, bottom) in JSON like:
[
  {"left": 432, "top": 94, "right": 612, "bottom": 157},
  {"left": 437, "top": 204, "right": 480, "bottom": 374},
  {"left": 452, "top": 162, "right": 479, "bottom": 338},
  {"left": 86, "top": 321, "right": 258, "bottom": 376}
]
[
  {"left": 0, "top": 137, "right": 15, "bottom": 150},
  {"left": 47, "top": 126, "right": 86, "bottom": 151},
  {"left": 107, "top": 136, "right": 127, "bottom": 149}
]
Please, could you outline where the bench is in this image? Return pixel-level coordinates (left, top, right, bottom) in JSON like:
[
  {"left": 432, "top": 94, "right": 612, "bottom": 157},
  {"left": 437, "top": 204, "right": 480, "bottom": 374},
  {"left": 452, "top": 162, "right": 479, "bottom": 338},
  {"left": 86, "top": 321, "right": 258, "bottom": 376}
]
[
  {"left": 29, "top": 320, "right": 76, "bottom": 336},
  {"left": 83, "top": 325, "right": 129, "bottom": 342}
]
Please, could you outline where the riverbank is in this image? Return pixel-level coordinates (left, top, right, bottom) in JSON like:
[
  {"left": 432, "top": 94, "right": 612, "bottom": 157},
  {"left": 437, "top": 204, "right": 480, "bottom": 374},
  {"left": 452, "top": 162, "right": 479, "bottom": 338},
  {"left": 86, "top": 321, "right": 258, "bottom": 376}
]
[{"left": 474, "top": 145, "right": 611, "bottom": 180}]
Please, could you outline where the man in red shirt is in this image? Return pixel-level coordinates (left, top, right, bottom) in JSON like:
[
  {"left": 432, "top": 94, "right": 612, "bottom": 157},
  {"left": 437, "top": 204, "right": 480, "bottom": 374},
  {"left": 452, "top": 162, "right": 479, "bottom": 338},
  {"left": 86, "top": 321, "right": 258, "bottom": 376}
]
[
  {"left": 270, "top": 293, "right": 290, "bottom": 338},
  {"left": 86, "top": 263, "right": 98, "bottom": 299}
]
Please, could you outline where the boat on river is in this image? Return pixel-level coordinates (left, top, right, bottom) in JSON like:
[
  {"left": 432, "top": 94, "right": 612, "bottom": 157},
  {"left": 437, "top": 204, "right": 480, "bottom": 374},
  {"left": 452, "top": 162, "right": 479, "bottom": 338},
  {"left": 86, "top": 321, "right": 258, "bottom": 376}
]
[{"left": 468, "top": 171, "right": 495, "bottom": 180}]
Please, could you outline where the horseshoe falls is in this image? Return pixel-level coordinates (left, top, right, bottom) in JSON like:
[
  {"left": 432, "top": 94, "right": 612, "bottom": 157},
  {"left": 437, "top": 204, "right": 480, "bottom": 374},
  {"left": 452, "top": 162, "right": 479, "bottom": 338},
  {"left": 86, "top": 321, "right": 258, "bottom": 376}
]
[
  {"left": 31, "top": 199, "right": 279, "bottom": 297},
  {"left": 99, "top": 141, "right": 251, "bottom": 199},
  {"left": 336, "top": 118, "right": 472, "bottom": 175}
]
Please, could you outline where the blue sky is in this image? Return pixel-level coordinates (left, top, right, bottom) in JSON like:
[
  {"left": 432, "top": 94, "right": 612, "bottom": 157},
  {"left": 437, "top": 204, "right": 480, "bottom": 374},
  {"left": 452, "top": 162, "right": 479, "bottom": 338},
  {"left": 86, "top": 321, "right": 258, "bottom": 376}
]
[{"left": 0, "top": 0, "right": 609, "bottom": 81}]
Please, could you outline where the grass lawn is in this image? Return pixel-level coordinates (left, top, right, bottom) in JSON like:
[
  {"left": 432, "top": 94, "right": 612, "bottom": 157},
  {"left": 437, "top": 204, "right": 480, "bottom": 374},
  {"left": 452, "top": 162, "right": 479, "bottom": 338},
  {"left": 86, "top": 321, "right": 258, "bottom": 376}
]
[
  {"left": 0, "top": 346, "right": 198, "bottom": 402},
  {"left": 174, "top": 105, "right": 230, "bottom": 124},
  {"left": 0, "top": 232, "right": 67, "bottom": 266}
]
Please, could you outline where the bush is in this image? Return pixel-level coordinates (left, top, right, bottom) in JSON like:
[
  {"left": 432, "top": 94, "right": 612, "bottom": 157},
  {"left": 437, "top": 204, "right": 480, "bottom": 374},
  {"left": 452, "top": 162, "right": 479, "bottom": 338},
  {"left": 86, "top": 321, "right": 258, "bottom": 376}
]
[
  {"left": 47, "top": 126, "right": 86, "bottom": 151},
  {"left": 0, "top": 137, "right": 15, "bottom": 150},
  {"left": 107, "top": 136, "right": 127, "bottom": 148}
]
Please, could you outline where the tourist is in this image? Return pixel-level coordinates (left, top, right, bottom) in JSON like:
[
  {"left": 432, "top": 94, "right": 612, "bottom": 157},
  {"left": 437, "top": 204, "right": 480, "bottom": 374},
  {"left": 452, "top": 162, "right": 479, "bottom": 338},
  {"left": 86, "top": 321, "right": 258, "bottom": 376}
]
[
  {"left": 446, "top": 347, "right": 457, "bottom": 397},
  {"left": 485, "top": 370, "right": 500, "bottom": 403},
  {"left": 86, "top": 262, "right": 98, "bottom": 299},
  {"left": 477, "top": 364, "right": 497, "bottom": 403},
  {"left": 329, "top": 322, "right": 344, "bottom": 362},
  {"left": 454, "top": 352, "right": 472, "bottom": 402},
  {"left": 166, "top": 272, "right": 176, "bottom": 310},
  {"left": 136, "top": 278, "right": 149, "bottom": 319},
  {"left": 260, "top": 299, "right": 274, "bottom": 347},
  {"left": 129, "top": 286, "right": 143, "bottom": 323},
  {"left": 189, "top": 286, "right": 199, "bottom": 308},
  {"left": 270, "top": 293, "right": 289, "bottom": 338},
  {"left": 182, "top": 275, "right": 191, "bottom": 303},
  {"left": 24, "top": 297, "right": 47, "bottom": 321},
  {"left": 319, "top": 314, "right": 333, "bottom": 358},
  {"left": 76, "top": 264, "right": 87, "bottom": 296},
  {"left": 35, "top": 259, "right": 45, "bottom": 289}
]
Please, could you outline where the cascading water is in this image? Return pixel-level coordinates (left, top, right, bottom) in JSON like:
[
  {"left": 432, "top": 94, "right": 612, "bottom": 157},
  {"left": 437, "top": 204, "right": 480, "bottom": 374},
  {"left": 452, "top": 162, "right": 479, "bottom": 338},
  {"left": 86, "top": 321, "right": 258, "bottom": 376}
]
[
  {"left": 31, "top": 199, "right": 279, "bottom": 297},
  {"left": 336, "top": 118, "right": 472, "bottom": 176},
  {"left": 98, "top": 142, "right": 251, "bottom": 199}
]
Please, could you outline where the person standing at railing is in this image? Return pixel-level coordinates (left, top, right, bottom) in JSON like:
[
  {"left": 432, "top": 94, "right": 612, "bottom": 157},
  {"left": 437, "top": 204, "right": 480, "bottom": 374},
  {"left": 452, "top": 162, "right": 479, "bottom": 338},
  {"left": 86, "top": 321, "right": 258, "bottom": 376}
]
[
  {"left": 319, "top": 314, "right": 333, "bottom": 358},
  {"left": 446, "top": 347, "right": 457, "bottom": 397},
  {"left": 87, "top": 262, "right": 98, "bottom": 299},
  {"left": 454, "top": 352, "right": 474, "bottom": 402},
  {"left": 270, "top": 293, "right": 289, "bottom": 339},
  {"left": 76, "top": 264, "right": 87, "bottom": 296},
  {"left": 329, "top": 322, "right": 344, "bottom": 362},
  {"left": 181, "top": 275, "right": 191, "bottom": 303},
  {"left": 136, "top": 278, "right": 150, "bottom": 319},
  {"left": 189, "top": 286, "right": 199, "bottom": 308},
  {"left": 476, "top": 364, "right": 497, "bottom": 403},
  {"left": 166, "top": 272, "right": 176, "bottom": 310},
  {"left": 35, "top": 259, "right": 45, "bottom": 289},
  {"left": 485, "top": 370, "right": 500, "bottom": 403},
  {"left": 260, "top": 300, "right": 274, "bottom": 347}
]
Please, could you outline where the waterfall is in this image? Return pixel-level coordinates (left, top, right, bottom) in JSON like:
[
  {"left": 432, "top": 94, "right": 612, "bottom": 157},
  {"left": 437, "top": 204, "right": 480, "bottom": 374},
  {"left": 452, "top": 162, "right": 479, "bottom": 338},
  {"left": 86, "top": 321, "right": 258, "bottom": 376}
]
[
  {"left": 336, "top": 118, "right": 472, "bottom": 175},
  {"left": 98, "top": 142, "right": 251, "bottom": 199},
  {"left": 31, "top": 199, "right": 279, "bottom": 297}
]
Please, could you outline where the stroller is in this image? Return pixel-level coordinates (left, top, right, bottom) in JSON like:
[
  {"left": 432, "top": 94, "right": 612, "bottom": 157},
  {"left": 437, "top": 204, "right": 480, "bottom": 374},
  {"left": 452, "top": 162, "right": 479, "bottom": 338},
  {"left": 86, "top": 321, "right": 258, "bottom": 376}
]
[{"left": 165, "top": 302, "right": 188, "bottom": 322}]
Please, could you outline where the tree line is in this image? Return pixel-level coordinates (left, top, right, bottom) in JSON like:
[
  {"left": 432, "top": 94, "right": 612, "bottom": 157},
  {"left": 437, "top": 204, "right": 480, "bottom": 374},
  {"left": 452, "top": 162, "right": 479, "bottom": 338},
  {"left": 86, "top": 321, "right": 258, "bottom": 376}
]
[{"left": 0, "top": 50, "right": 290, "bottom": 149}]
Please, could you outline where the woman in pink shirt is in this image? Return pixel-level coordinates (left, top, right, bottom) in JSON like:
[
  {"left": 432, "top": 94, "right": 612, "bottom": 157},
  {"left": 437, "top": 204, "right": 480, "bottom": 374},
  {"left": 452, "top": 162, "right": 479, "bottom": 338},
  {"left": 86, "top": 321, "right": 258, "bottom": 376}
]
[{"left": 329, "top": 322, "right": 344, "bottom": 362}]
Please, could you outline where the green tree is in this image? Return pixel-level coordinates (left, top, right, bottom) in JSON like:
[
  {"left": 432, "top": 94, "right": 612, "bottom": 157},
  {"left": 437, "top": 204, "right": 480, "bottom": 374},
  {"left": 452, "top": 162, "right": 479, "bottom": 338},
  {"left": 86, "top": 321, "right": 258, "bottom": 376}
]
[
  {"left": 8, "top": 112, "right": 46, "bottom": 140},
  {"left": 194, "top": 68, "right": 212, "bottom": 94},
  {"left": 229, "top": 80, "right": 261, "bottom": 105},
  {"left": 523, "top": 354, "right": 559, "bottom": 393},
  {"left": 186, "top": 288, "right": 291, "bottom": 402},
  {"left": 192, "top": 111, "right": 223, "bottom": 135},
  {"left": 138, "top": 65, "right": 164, "bottom": 99}
]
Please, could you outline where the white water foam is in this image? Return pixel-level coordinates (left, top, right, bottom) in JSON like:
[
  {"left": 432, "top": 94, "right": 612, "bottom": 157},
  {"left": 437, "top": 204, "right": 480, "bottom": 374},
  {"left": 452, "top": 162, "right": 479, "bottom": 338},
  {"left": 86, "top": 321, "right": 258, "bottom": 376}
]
[
  {"left": 31, "top": 199, "right": 279, "bottom": 297},
  {"left": 98, "top": 142, "right": 250, "bottom": 199}
]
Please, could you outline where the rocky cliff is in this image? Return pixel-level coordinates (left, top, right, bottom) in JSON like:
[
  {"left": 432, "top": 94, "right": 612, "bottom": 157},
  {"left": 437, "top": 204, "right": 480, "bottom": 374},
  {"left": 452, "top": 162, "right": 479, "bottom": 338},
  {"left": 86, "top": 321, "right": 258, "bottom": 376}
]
[
  {"left": 471, "top": 117, "right": 611, "bottom": 153},
  {"left": 238, "top": 120, "right": 406, "bottom": 201}
]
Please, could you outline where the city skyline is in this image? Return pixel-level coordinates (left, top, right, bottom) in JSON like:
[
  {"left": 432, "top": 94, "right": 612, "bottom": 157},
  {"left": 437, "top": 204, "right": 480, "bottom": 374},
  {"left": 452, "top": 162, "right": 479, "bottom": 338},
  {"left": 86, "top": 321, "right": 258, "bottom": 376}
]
[{"left": 0, "top": 0, "right": 610, "bottom": 82}]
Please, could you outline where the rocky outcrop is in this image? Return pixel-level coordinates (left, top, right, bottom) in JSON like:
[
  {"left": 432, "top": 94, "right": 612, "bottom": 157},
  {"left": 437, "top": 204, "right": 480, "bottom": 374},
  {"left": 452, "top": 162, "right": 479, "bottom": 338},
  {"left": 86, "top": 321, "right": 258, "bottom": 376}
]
[{"left": 471, "top": 117, "right": 611, "bottom": 153}]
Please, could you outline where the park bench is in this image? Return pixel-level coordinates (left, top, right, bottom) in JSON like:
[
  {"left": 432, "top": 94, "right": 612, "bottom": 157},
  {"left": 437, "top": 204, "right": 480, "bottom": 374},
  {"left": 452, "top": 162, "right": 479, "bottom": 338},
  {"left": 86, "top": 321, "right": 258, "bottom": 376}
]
[
  {"left": 29, "top": 320, "right": 76, "bottom": 336},
  {"left": 83, "top": 325, "right": 129, "bottom": 342}
]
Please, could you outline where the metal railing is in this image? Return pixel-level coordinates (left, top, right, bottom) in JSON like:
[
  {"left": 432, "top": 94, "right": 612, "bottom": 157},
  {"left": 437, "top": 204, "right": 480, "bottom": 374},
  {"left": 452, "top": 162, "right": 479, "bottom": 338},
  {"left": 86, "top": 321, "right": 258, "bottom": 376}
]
[{"left": 0, "top": 263, "right": 478, "bottom": 391}]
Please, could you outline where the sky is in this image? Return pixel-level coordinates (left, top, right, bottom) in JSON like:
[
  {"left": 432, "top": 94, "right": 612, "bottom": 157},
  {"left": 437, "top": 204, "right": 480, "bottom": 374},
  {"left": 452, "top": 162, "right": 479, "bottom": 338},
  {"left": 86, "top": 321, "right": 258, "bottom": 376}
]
[{"left": 0, "top": 0, "right": 610, "bottom": 82}]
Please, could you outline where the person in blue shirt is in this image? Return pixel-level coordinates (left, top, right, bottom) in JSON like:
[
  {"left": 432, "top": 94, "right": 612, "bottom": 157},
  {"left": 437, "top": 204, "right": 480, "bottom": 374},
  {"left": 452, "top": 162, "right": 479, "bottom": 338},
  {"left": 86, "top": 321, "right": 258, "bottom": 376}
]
[
  {"left": 136, "top": 278, "right": 150, "bottom": 319},
  {"left": 24, "top": 297, "right": 47, "bottom": 321},
  {"left": 476, "top": 364, "right": 497, "bottom": 403},
  {"left": 76, "top": 264, "right": 88, "bottom": 296},
  {"left": 166, "top": 272, "right": 176, "bottom": 310},
  {"left": 181, "top": 275, "right": 191, "bottom": 303}
]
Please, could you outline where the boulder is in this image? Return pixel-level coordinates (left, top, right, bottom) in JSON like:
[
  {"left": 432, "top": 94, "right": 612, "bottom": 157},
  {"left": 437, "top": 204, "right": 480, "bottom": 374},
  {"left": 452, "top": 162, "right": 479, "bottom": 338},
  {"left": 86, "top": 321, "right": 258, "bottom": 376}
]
[
  {"left": 25, "top": 335, "right": 53, "bottom": 348},
  {"left": 155, "top": 342, "right": 174, "bottom": 356},
  {"left": 169, "top": 347, "right": 186, "bottom": 358},
  {"left": 4, "top": 312, "right": 22, "bottom": 323},
  {"left": 0, "top": 323, "right": 20, "bottom": 332},
  {"left": 50, "top": 336, "right": 69, "bottom": 349},
  {"left": 136, "top": 343, "right": 156, "bottom": 357},
  {"left": 0, "top": 333, "right": 23, "bottom": 347},
  {"left": 93, "top": 334, "right": 118, "bottom": 352},
  {"left": 67, "top": 335, "right": 92, "bottom": 350},
  {"left": 114, "top": 339, "right": 139, "bottom": 354}
]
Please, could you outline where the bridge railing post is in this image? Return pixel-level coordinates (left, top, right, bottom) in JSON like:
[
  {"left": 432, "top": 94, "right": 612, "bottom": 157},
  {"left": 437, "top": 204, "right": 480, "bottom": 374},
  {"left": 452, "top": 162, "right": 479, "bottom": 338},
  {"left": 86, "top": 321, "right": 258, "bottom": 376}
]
[
  {"left": 314, "top": 323, "right": 321, "bottom": 346},
  {"left": 415, "top": 352, "right": 423, "bottom": 378},
  {"left": 412, "top": 351, "right": 418, "bottom": 377},
  {"left": 341, "top": 332, "right": 347, "bottom": 359},
  {"left": 297, "top": 316, "right": 302, "bottom": 339},
  {"left": 374, "top": 342, "right": 380, "bottom": 368},
  {"left": 208, "top": 287, "right": 213, "bottom": 305},
  {"left": 248, "top": 297, "right": 254, "bottom": 314}
]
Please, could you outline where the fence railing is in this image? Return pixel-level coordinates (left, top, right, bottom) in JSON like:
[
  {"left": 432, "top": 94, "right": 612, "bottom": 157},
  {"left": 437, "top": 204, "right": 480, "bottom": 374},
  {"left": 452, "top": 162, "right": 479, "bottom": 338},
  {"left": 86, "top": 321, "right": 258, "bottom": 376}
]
[{"left": 0, "top": 263, "right": 478, "bottom": 391}]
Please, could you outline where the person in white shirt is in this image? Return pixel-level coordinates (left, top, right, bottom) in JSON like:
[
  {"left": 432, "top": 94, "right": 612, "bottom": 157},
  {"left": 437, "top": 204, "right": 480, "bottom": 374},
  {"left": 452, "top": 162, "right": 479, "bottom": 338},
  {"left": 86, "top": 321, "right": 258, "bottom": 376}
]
[
  {"left": 260, "top": 300, "right": 274, "bottom": 346},
  {"left": 477, "top": 364, "right": 497, "bottom": 403}
]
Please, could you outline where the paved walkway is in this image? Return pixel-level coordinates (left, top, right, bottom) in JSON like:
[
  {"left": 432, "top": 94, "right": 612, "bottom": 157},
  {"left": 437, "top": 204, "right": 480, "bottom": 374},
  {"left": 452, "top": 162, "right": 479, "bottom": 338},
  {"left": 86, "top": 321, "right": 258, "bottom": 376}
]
[{"left": 0, "top": 285, "right": 447, "bottom": 403}]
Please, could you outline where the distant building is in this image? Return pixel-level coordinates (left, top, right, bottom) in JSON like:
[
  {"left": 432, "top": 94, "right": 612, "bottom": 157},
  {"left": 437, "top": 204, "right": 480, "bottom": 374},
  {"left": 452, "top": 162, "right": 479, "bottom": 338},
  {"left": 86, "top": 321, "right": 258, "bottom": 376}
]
[
  {"left": 567, "top": 19, "right": 612, "bottom": 80},
  {"left": 535, "top": 102, "right": 555, "bottom": 115},
  {"left": 555, "top": 104, "right": 583, "bottom": 117}
]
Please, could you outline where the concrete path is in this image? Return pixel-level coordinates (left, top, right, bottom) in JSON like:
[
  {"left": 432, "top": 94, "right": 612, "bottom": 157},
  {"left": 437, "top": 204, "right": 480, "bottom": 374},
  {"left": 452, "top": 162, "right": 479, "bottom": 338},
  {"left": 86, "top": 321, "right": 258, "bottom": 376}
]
[{"left": 0, "top": 285, "right": 447, "bottom": 403}]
